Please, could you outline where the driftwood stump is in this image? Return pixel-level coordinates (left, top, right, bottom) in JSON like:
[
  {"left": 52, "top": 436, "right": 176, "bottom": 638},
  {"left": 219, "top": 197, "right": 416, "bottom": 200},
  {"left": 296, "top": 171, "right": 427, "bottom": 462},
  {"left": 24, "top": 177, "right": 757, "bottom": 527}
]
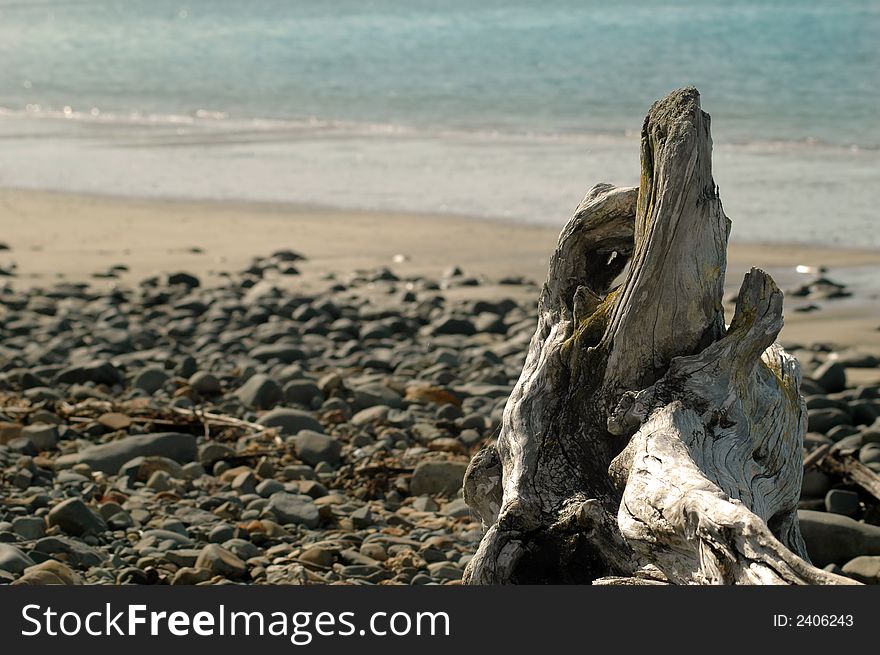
[{"left": 463, "top": 87, "right": 855, "bottom": 585}]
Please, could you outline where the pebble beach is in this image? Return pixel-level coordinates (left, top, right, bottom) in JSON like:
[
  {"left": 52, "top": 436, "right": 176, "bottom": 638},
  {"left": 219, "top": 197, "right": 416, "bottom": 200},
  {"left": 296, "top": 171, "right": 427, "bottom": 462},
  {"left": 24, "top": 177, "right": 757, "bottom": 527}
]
[{"left": 1, "top": 189, "right": 880, "bottom": 585}]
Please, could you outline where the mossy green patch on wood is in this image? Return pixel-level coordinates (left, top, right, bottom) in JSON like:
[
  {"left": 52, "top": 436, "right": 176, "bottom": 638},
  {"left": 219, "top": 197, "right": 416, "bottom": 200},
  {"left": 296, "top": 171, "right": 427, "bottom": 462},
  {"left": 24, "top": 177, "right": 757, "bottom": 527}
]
[
  {"left": 560, "top": 287, "right": 620, "bottom": 366},
  {"left": 760, "top": 355, "right": 801, "bottom": 408}
]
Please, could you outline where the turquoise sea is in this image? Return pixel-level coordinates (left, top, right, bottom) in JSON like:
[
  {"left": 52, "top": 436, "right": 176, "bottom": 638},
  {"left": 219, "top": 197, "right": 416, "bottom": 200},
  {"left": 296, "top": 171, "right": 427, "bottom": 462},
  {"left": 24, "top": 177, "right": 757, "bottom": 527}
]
[{"left": 0, "top": 0, "right": 877, "bottom": 246}]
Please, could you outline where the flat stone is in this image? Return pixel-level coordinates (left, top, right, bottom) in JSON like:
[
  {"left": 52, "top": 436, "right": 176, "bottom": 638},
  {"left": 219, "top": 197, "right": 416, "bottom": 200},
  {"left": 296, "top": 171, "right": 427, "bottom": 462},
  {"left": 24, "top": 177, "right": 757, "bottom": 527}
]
[
  {"left": 300, "top": 545, "right": 336, "bottom": 567},
  {"left": 107, "top": 511, "right": 135, "bottom": 530},
  {"left": 182, "top": 462, "right": 206, "bottom": 479},
  {"left": 24, "top": 387, "right": 63, "bottom": 402},
  {"left": 442, "top": 498, "right": 472, "bottom": 518},
  {"left": 189, "top": 371, "right": 221, "bottom": 395},
  {"left": 431, "top": 317, "right": 476, "bottom": 336},
  {"left": 351, "top": 383, "right": 405, "bottom": 410},
  {"left": 0, "top": 543, "right": 34, "bottom": 574},
  {"left": 98, "top": 412, "right": 132, "bottom": 430},
  {"left": 473, "top": 312, "right": 506, "bottom": 334},
  {"left": 841, "top": 555, "right": 880, "bottom": 584},
  {"left": 405, "top": 385, "right": 462, "bottom": 406},
  {"left": 171, "top": 567, "right": 213, "bottom": 585},
  {"left": 803, "top": 432, "right": 833, "bottom": 450},
  {"left": 412, "top": 496, "right": 439, "bottom": 512},
  {"left": 24, "top": 559, "right": 83, "bottom": 585},
  {"left": 350, "top": 506, "right": 373, "bottom": 529},
  {"left": 798, "top": 509, "right": 880, "bottom": 566},
  {"left": 55, "top": 360, "right": 122, "bottom": 386},
  {"left": 231, "top": 470, "right": 258, "bottom": 494},
  {"left": 805, "top": 395, "right": 848, "bottom": 412},
  {"left": 57, "top": 469, "right": 90, "bottom": 484},
  {"left": 257, "top": 519, "right": 289, "bottom": 538},
  {"left": 20, "top": 423, "right": 58, "bottom": 450},
  {"left": 139, "top": 529, "right": 194, "bottom": 548},
  {"left": 293, "top": 430, "right": 341, "bottom": 466},
  {"left": 9, "top": 437, "right": 38, "bottom": 456},
  {"left": 218, "top": 465, "right": 252, "bottom": 483},
  {"left": 198, "top": 442, "right": 236, "bottom": 466},
  {"left": 13, "top": 494, "right": 51, "bottom": 513},
  {"left": 265, "top": 492, "right": 320, "bottom": 528},
  {"left": 159, "top": 519, "right": 189, "bottom": 535},
  {"left": 234, "top": 374, "right": 282, "bottom": 409},
  {"left": 257, "top": 408, "right": 323, "bottom": 435},
  {"left": 97, "top": 502, "right": 125, "bottom": 520},
  {"left": 829, "top": 350, "right": 880, "bottom": 369},
  {"left": 812, "top": 361, "right": 847, "bottom": 393},
  {"left": 221, "top": 538, "right": 262, "bottom": 561},
  {"left": 850, "top": 400, "right": 880, "bottom": 426},
  {"left": 317, "top": 372, "right": 344, "bottom": 394},
  {"left": 31, "top": 410, "right": 60, "bottom": 424},
  {"left": 410, "top": 460, "right": 469, "bottom": 496},
  {"left": 117, "top": 567, "right": 154, "bottom": 585},
  {"left": 824, "top": 489, "right": 861, "bottom": 517},
  {"left": 47, "top": 498, "right": 107, "bottom": 537},
  {"left": 195, "top": 544, "right": 247, "bottom": 579},
  {"left": 129, "top": 508, "right": 152, "bottom": 525},
  {"left": 209, "top": 524, "right": 235, "bottom": 544},
  {"left": 0, "top": 422, "right": 23, "bottom": 445},
  {"left": 459, "top": 428, "right": 482, "bottom": 447},
  {"left": 427, "top": 561, "right": 463, "bottom": 580},
  {"left": 833, "top": 433, "right": 863, "bottom": 455},
  {"left": 860, "top": 443, "right": 880, "bottom": 466},
  {"left": 55, "top": 432, "right": 197, "bottom": 473},
  {"left": 801, "top": 471, "right": 832, "bottom": 498},
  {"left": 297, "top": 480, "right": 327, "bottom": 498},
  {"left": 164, "top": 549, "right": 203, "bottom": 568},
  {"left": 146, "top": 470, "right": 173, "bottom": 491},
  {"left": 10, "top": 570, "right": 67, "bottom": 585},
  {"left": 32, "top": 536, "right": 107, "bottom": 568},
  {"left": 359, "top": 542, "right": 387, "bottom": 562},
  {"left": 283, "top": 380, "right": 323, "bottom": 406},
  {"left": 802, "top": 378, "right": 832, "bottom": 396},
  {"left": 271, "top": 249, "right": 304, "bottom": 262},
  {"left": 251, "top": 344, "right": 307, "bottom": 364},
  {"left": 167, "top": 271, "right": 200, "bottom": 288},
  {"left": 282, "top": 465, "right": 317, "bottom": 481},
  {"left": 339, "top": 564, "right": 390, "bottom": 582},
  {"left": 351, "top": 406, "right": 391, "bottom": 427},
  {"left": 11, "top": 516, "right": 46, "bottom": 540},
  {"left": 119, "top": 455, "right": 186, "bottom": 481},
  {"left": 807, "top": 408, "right": 852, "bottom": 434},
  {"left": 256, "top": 479, "right": 285, "bottom": 497},
  {"left": 133, "top": 368, "right": 169, "bottom": 394},
  {"left": 176, "top": 356, "right": 198, "bottom": 378}
]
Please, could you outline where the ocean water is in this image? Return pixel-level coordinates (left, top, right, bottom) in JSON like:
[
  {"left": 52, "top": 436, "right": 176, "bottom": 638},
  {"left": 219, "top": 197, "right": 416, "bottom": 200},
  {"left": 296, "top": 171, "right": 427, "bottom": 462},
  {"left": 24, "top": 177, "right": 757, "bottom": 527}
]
[{"left": 0, "top": 0, "right": 877, "bottom": 246}]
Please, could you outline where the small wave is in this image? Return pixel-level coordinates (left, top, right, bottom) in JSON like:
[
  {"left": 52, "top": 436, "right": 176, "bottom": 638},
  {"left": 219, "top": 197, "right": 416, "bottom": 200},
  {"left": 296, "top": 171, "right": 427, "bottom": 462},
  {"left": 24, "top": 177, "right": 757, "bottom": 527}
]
[
  {"left": 0, "top": 103, "right": 412, "bottom": 135},
  {"left": 0, "top": 103, "right": 875, "bottom": 153}
]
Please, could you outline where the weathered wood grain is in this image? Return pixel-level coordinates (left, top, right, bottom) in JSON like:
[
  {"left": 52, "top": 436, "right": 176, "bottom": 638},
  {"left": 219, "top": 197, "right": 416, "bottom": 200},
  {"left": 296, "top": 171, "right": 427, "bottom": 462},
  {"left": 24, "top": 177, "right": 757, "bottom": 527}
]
[{"left": 463, "top": 87, "right": 854, "bottom": 585}]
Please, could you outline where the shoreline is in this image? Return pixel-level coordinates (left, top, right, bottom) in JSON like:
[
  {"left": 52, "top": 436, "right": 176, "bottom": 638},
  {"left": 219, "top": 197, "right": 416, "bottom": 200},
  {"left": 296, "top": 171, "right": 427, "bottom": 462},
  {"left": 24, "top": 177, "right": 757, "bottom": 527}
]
[
  {"left": 2, "top": 114, "right": 877, "bottom": 250},
  {"left": 2, "top": 187, "right": 879, "bottom": 354},
  {"left": 4, "top": 107, "right": 876, "bottom": 153}
]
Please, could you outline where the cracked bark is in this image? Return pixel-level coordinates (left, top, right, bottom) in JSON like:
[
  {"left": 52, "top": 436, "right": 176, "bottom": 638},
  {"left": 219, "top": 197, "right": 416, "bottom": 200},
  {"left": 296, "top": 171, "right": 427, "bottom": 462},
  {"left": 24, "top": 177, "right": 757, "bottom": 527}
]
[{"left": 462, "top": 87, "right": 855, "bottom": 585}]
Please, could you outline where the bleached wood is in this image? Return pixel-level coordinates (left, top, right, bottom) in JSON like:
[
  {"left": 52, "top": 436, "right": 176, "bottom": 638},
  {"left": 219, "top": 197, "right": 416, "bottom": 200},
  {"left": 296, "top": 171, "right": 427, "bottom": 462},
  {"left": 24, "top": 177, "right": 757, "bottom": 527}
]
[
  {"left": 463, "top": 87, "right": 854, "bottom": 585},
  {"left": 816, "top": 451, "right": 880, "bottom": 503}
]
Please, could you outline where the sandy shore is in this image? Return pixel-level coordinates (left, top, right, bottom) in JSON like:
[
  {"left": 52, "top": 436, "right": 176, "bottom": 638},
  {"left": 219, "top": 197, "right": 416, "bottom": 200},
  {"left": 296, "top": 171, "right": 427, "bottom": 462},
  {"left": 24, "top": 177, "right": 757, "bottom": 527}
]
[{"left": 2, "top": 188, "right": 879, "bottom": 355}]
